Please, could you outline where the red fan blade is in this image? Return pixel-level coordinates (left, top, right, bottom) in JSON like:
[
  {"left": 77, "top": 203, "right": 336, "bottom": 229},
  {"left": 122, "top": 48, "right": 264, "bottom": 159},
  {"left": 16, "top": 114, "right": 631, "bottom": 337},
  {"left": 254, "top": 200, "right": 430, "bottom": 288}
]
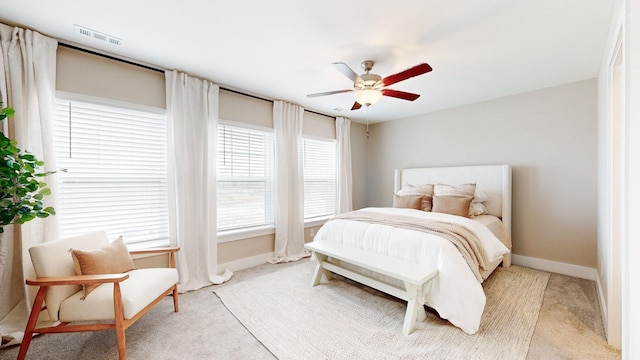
[
  {"left": 382, "top": 89, "right": 421, "bottom": 101},
  {"left": 332, "top": 62, "right": 360, "bottom": 83},
  {"left": 307, "top": 89, "right": 353, "bottom": 98},
  {"left": 350, "top": 101, "right": 362, "bottom": 110},
  {"left": 382, "top": 63, "right": 432, "bottom": 87}
]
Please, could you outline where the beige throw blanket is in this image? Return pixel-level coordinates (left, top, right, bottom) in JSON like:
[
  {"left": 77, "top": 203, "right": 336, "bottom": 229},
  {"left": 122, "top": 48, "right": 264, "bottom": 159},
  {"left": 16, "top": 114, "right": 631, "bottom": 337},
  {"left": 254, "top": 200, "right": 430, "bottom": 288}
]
[{"left": 333, "top": 210, "right": 488, "bottom": 282}]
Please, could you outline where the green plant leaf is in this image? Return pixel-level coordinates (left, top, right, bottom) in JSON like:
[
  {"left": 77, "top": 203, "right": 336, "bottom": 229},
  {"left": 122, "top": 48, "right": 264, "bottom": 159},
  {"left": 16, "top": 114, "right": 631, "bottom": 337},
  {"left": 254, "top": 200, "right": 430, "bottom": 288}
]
[{"left": 1, "top": 104, "right": 57, "bottom": 228}]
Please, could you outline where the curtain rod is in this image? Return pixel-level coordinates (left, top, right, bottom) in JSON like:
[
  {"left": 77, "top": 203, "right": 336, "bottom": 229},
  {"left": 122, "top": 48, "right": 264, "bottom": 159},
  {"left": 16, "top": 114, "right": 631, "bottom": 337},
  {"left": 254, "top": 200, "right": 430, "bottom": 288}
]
[{"left": 59, "top": 43, "right": 334, "bottom": 119}]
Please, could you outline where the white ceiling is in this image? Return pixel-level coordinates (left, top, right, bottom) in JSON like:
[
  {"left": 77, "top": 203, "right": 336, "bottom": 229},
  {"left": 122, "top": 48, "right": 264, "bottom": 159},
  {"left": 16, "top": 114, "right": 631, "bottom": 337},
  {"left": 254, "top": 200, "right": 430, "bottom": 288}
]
[{"left": 0, "top": 0, "right": 614, "bottom": 123}]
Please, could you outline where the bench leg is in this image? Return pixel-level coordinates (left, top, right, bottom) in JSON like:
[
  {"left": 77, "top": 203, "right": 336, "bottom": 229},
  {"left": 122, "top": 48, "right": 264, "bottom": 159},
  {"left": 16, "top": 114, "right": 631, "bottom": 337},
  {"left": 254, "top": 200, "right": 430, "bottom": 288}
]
[
  {"left": 402, "top": 282, "right": 426, "bottom": 335},
  {"left": 311, "top": 253, "right": 332, "bottom": 286}
]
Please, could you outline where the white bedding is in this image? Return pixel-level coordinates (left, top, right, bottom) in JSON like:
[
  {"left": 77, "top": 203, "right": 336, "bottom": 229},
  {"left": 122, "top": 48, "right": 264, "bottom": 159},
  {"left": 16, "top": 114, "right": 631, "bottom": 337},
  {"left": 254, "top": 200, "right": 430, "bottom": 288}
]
[{"left": 313, "top": 207, "right": 510, "bottom": 335}]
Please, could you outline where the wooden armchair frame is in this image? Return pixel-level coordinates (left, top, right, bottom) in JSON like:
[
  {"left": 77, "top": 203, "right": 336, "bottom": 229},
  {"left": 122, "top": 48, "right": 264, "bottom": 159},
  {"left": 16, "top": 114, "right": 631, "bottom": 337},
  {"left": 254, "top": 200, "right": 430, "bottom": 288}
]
[{"left": 18, "top": 247, "right": 180, "bottom": 360}]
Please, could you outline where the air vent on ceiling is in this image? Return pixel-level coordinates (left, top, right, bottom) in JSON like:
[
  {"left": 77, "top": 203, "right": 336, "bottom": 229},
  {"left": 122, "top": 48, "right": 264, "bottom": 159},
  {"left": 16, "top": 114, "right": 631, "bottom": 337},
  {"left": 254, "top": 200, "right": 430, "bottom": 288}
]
[{"left": 74, "top": 25, "right": 122, "bottom": 46}]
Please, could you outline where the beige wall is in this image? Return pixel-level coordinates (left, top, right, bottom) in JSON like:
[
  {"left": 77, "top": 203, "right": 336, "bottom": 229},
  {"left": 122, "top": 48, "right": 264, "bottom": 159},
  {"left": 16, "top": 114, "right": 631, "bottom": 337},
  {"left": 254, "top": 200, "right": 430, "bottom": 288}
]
[
  {"left": 365, "top": 79, "right": 598, "bottom": 268},
  {"left": 350, "top": 122, "right": 369, "bottom": 210},
  {"left": 57, "top": 46, "right": 165, "bottom": 108}
]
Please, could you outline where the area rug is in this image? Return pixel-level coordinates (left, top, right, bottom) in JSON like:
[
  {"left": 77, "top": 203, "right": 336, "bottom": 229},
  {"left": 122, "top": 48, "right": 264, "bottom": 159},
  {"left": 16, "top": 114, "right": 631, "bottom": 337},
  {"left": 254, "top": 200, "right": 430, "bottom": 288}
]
[{"left": 214, "top": 260, "right": 550, "bottom": 360}]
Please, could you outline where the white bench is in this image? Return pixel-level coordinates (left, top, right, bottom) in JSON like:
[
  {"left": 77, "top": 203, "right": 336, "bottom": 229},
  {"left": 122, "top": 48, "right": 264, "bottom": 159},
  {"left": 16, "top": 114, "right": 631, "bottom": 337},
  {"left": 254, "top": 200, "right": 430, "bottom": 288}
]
[{"left": 304, "top": 241, "right": 438, "bottom": 335}]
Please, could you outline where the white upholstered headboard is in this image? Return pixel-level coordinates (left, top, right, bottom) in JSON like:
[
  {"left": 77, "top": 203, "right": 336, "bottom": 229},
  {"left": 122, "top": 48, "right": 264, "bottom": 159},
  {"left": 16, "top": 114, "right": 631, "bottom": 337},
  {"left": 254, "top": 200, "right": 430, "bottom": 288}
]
[{"left": 394, "top": 164, "right": 512, "bottom": 236}]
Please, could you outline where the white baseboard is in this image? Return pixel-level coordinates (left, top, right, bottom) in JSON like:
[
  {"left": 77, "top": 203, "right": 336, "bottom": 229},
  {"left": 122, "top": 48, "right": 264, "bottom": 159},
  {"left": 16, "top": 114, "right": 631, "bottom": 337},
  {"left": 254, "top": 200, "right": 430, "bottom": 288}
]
[
  {"left": 220, "top": 252, "right": 598, "bottom": 280},
  {"left": 511, "top": 254, "right": 597, "bottom": 280},
  {"left": 218, "top": 252, "right": 274, "bottom": 273}
]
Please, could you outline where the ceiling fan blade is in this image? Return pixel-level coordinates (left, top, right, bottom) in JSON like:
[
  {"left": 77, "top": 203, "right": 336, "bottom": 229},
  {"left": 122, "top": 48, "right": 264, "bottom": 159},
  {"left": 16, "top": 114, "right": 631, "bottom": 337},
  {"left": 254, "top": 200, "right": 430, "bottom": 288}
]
[
  {"left": 382, "top": 63, "right": 432, "bottom": 87},
  {"left": 332, "top": 62, "right": 360, "bottom": 83},
  {"left": 382, "top": 89, "right": 421, "bottom": 101},
  {"left": 307, "top": 89, "right": 353, "bottom": 98},
  {"left": 350, "top": 101, "right": 362, "bottom": 111}
]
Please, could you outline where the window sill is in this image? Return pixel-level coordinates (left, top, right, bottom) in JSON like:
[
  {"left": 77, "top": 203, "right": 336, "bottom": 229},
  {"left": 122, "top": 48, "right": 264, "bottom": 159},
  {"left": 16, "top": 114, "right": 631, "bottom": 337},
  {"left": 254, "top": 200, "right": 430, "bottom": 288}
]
[
  {"left": 304, "top": 216, "right": 333, "bottom": 228},
  {"left": 216, "top": 217, "right": 332, "bottom": 244},
  {"left": 218, "top": 226, "right": 275, "bottom": 243}
]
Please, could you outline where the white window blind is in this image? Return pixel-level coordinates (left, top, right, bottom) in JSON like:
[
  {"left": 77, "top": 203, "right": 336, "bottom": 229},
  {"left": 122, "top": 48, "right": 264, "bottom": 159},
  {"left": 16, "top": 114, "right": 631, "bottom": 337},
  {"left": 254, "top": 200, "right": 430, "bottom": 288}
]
[
  {"left": 217, "top": 123, "right": 274, "bottom": 231},
  {"left": 53, "top": 98, "right": 169, "bottom": 246},
  {"left": 303, "top": 137, "right": 336, "bottom": 220}
]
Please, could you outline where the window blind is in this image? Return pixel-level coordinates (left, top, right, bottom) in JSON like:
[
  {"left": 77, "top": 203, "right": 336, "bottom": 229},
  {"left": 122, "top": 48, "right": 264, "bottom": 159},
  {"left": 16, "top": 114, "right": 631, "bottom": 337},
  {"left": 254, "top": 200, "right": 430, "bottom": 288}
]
[
  {"left": 217, "top": 123, "right": 274, "bottom": 231},
  {"left": 303, "top": 137, "right": 336, "bottom": 220},
  {"left": 53, "top": 98, "right": 169, "bottom": 245}
]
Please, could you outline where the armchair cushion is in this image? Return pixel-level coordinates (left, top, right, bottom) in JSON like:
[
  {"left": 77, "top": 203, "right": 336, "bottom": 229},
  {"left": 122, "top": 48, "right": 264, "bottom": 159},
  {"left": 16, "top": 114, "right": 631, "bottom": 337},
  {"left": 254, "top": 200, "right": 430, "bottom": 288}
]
[
  {"left": 70, "top": 236, "right": 136, "bottom": 299},
  {"left": 29, "top": 231, "right": 110, "bottom": 321},
  {"left": 59, "top": 268, "right": 179, "bottom": 321}
]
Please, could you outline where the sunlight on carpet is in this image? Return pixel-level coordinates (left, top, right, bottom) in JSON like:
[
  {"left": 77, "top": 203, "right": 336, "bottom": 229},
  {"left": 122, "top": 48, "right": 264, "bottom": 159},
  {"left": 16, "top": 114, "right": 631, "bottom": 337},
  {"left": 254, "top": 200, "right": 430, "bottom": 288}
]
[{"left": 214, "top": 261, "right": 549, "bottom": 360}]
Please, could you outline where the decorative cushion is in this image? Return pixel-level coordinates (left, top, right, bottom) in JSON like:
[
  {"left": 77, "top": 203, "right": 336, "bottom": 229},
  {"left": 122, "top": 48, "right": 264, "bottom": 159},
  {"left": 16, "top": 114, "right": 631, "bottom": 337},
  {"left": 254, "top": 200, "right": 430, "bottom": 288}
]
[
  {"left": 393, "top": 194, "right": 423, "bottom": 210},
  {"left": 431, "top": 195, "right": 474, "bottom": 218},
  {"left": 397, "top": 184, "right": 434, "bottom": 211},
  {"left": 70, "top": 236, "right": 135, "bottom": 299},
  {"left": 435, "top": 183, "right": 477, "bottom": 217}
]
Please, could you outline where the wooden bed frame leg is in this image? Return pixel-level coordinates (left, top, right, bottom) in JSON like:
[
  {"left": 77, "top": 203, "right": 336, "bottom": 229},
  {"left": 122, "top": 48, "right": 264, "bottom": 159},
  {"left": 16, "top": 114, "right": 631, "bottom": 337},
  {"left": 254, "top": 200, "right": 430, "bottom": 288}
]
[
  {"left": 502, "top": 252, "right": 512, "bottom": 268},
  {"left": 17, "top": 286, "right": 47, "bottom": 360}
]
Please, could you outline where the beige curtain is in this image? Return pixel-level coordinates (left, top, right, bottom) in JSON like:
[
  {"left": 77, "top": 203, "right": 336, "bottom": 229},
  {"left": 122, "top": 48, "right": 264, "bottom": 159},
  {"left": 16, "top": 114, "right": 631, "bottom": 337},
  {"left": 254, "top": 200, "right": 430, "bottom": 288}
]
[
  {"left": 335, "top": 117, "right": 352, "bottom": 214},
  {"left": 0, "top": 23, "right": 58, "bottom": 348},
  {"left": 165, "top": 70, "right": 232, "bottom": 292},
  {"left": 270, "top": 100, "right": 308, "bottom": 263}
]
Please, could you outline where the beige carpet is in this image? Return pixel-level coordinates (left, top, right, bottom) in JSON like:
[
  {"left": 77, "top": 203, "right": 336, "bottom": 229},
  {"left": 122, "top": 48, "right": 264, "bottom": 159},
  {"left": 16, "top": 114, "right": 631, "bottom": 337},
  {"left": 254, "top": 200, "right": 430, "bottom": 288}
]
[{"left": 214, "top": 261, "right": 550, "bottom": 360}]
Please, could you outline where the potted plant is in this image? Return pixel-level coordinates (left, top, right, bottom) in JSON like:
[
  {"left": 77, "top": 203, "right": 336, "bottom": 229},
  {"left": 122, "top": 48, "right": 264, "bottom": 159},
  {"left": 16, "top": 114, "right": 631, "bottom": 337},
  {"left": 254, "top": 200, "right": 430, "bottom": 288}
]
[{"left": 0, "top": 103, "right": 56, "bottom": 233}]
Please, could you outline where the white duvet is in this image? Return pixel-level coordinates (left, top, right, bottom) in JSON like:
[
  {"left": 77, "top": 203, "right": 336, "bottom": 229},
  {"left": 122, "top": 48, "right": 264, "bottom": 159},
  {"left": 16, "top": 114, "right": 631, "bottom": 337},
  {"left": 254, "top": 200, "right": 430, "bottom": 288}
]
[{"left": 312, "top": 207, "right": 510, "bottom": 335}]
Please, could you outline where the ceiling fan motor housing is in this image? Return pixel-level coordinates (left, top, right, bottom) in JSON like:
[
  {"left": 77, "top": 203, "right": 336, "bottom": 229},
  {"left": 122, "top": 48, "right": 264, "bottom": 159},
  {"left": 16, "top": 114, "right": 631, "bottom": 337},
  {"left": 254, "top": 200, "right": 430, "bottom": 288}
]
[{"left": 356, "top": 73, "right": 383, "bottom": 90}]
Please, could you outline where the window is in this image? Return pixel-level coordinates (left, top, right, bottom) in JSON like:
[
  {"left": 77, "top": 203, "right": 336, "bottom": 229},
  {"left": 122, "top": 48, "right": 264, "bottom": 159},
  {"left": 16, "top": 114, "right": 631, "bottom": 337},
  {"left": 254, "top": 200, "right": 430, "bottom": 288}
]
[
  {"left": 303, "top": 137, "right": 336, "bottom": 220},
  {"left": 53, "top": 97, "right": 169, "bottom": 246},
  {"left": 217, "top": 122, "right": 274, "bottom": 232}
]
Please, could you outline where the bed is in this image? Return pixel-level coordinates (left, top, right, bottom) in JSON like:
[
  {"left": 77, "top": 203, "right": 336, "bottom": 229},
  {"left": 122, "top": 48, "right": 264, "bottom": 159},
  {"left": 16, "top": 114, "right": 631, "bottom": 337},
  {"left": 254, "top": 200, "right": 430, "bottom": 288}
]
[{"left": 311, "top": 164, "right": 512, "bottom": 334}]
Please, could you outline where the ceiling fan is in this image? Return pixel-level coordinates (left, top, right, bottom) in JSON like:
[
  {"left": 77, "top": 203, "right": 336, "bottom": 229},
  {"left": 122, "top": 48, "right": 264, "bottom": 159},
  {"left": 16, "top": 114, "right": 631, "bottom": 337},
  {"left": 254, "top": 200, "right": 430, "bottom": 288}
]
[{"left": 307, "top": 60, "right": 432, "bottom": 110}]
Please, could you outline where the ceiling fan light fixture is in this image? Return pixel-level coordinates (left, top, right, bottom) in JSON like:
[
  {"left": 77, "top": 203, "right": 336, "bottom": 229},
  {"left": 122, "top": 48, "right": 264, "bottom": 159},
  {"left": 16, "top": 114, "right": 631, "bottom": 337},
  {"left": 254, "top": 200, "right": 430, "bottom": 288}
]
[{"left": 354, "top": 88, "right": 383, "bottom": 106}]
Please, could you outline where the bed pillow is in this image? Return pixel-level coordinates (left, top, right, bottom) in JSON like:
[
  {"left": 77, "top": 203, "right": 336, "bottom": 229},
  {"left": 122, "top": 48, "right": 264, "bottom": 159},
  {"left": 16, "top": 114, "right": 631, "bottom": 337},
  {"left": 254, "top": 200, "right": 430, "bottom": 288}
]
[
  {"left": 434, "top": 183, "right": 476, "bottom": 217},
  {"left": 472, "top": 189, "right": 488, "bottom": 203},
  {"left": 472, "top": 202, "right": 488, "bottom": 216},
  {"left": 431, "top": 195, "right": 474, "bottom": 218},
  {"left": 396, "top": 184, "right": 434, "bottom": 211},
  {"left": 434, "top": 183, "right": 476, "bottom": 197},
  {"left": 70, "top": 236, "right": 135, "bottom": 299},
  {"left": 393, "top": 194, "right": 424, "bottom": 210}
]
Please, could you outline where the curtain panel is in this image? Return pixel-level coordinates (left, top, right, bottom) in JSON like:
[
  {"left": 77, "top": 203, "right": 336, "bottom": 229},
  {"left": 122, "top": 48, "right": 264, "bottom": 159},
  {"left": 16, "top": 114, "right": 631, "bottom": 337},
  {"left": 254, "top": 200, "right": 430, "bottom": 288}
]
[
  {"left": 165, "top": 70, "right": 231, "bottom": 292},
  {"left": 0, "top": 23, "right": 58, "bottom": 348},
  {"left": 335, "top": 117, "right": 353, "bottom": 214},
  {"left": 270, "top": 100, "right": 308, "bottom": 263}
]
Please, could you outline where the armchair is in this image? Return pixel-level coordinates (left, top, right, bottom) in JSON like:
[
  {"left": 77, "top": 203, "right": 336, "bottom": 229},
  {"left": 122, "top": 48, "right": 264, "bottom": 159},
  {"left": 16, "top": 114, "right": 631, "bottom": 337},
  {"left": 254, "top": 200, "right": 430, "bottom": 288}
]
[{"left": 17, "top": 231, "right": 179, "bottom": 360}]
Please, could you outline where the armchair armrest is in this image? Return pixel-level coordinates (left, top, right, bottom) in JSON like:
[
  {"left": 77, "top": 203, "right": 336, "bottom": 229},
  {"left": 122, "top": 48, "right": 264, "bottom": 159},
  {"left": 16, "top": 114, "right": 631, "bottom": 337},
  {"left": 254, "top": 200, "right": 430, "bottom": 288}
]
[
  {"left": 129, "top": 247, "right": 180, "bottom": 268},
  {"left": 128, "top": 247, "right": 179, "bottom": 256},
  {"left": 26, "top": 273, "right": 130, "bottom": 287}
]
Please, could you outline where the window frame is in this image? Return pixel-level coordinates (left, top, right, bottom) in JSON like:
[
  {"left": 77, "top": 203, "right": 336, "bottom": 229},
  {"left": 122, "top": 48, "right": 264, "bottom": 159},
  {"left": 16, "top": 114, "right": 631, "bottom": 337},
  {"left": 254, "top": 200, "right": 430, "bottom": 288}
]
[
  {"left": 216, "top": 119, "right": 276, "bottom": 240},
  {"left": 52, "top": 91, "right": 169, "bottom": 248},
  {"left": 302, "top": 134, "right": 337, "bottom": 223}
]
